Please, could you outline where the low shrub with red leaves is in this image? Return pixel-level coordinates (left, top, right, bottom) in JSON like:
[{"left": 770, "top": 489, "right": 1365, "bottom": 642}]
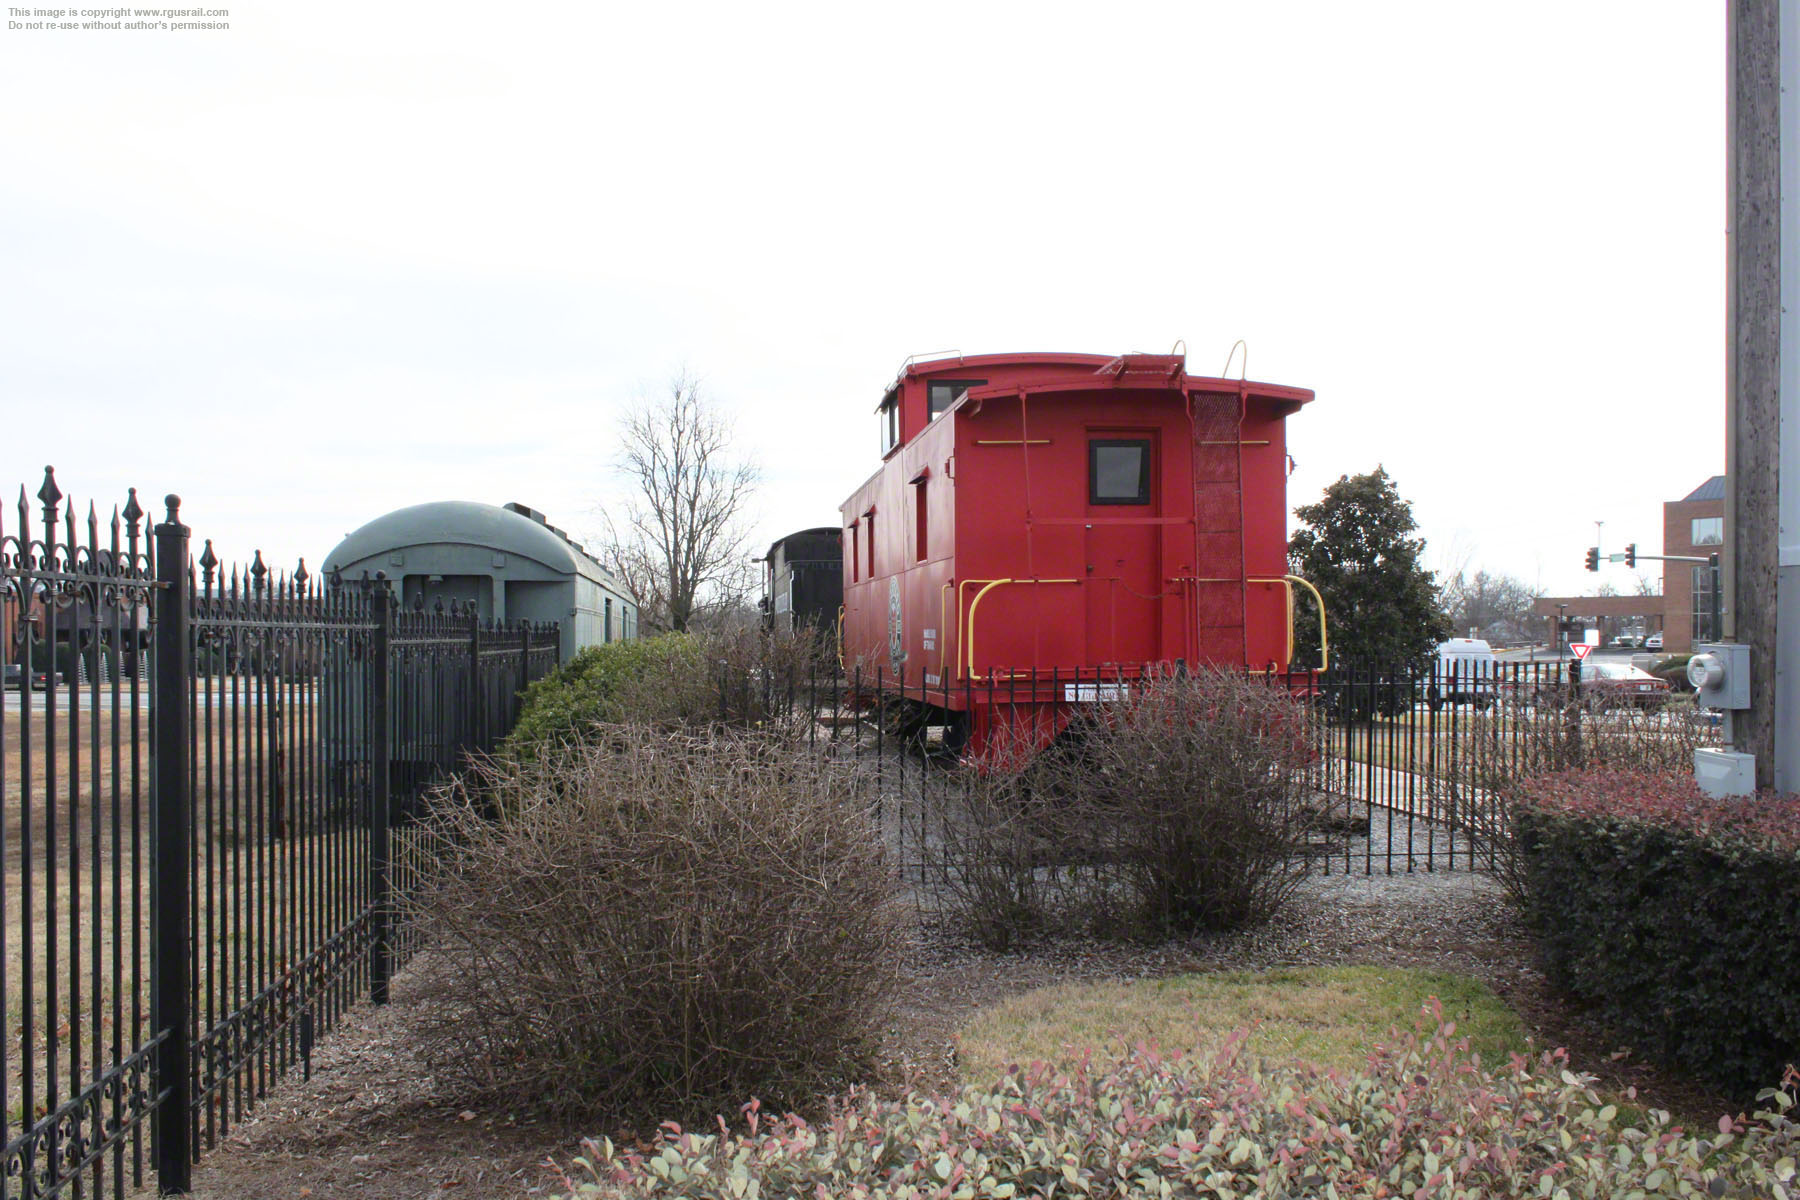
[
  {"left": 1524, "top": 768, "right": 1800, "bottom": 853},
  {"left": 1517, "top": 769, "right": 1800, "bottom": 1099},
  {"left": 549, "top": 1004, "right": 1800, "bottom": 1200}
]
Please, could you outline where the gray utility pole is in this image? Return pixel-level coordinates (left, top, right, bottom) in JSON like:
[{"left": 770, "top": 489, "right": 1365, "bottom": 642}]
[
  {"left": 1725, "top": 0, "right": 1786, "bottom": 792},
  {"left": 1778, "top": 0, "right": 1800, "bottom": 793}
]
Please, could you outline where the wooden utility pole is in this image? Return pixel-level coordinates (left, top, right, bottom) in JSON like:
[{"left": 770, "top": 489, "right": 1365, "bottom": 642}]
[
  {"left": 1777, "top": 0, "right": 1800, "bottom": 794},
  {"left": 1725, "top": 0, "right": 1782, "bottom": 791}
]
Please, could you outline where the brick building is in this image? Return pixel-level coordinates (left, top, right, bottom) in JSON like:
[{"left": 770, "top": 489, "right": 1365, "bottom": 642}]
[{"left": 1662, "top": 475, "right": 1725, "bottom": 653}]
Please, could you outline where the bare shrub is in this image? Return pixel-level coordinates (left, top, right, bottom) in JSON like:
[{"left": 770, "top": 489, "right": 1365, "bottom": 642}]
[
  {"left": 930, "top": 774, "right": 1066, "bottom": 951},
  {"left": 403, "top": 726, "right": 904, "bottom": 1120},
  {"left": 937, "top": 668, "right": 1316, "bottom": 944}
]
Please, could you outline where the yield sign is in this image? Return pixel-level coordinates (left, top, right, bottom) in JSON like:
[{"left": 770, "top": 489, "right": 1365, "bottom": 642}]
[{"left": 1570, "top": 643, "right": 1594, "bottom": 661}]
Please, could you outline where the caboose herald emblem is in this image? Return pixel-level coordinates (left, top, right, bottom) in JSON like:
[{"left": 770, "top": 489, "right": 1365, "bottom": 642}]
[{"left": 838, "top": 350, "right": 1326, "bottom": 762}]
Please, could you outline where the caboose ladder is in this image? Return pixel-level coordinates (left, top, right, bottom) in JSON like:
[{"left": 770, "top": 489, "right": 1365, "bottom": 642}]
[{"left": 1188, "top": 391, "right": 1248, "bottom": 663}]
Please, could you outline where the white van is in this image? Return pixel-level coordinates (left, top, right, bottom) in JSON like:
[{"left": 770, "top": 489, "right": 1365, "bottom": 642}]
[{"left": 1429, "top": 638, "right": 1499, "bottom": 709}]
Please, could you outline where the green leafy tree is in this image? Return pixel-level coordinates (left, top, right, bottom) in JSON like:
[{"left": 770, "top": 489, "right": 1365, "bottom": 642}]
[{"left": 1288, "top": 467, "right": 1450, "bottom": 670}]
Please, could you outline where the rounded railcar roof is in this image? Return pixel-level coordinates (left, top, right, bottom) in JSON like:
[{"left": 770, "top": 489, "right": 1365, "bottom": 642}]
[
  {"left": 764, "top": 526, "right": 842, "bottom": 559},
  {"left": 327, "top": 501, "right": 597, "bottom": 577}
]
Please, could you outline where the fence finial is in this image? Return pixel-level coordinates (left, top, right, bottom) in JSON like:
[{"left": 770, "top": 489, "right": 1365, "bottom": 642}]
[
  {"left": 122, "top": 486, "right": 143, "bottom": 527},
  {"left": 163, "top": 494, "right": 182, "bottom": 525},
  {"left": 38, "top": 465, "right": 61, "bottom": 515}
]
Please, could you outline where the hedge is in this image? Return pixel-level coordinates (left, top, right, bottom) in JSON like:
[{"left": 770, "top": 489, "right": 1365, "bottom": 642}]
[{"left": 1516, "top": 769, "right": 1800, "bottom": 1098}]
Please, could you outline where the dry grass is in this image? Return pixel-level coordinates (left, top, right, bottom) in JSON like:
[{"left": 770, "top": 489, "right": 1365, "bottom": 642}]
[
  {"left": 1, "top": 699, "right": 372, "bottom": 1133},
  {"left": 954, "top": 965, "right": 1528, "bottom": 1085}
]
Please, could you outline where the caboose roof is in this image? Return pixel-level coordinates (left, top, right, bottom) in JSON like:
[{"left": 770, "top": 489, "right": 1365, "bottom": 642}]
[{"left": 882, "top": 352, "right": 1314, "bottom": 415}]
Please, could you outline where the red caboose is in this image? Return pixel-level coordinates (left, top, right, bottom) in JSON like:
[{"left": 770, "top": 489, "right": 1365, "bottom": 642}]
[{"left": 839, "top": 350, "right": 1322, "bottom": 760}]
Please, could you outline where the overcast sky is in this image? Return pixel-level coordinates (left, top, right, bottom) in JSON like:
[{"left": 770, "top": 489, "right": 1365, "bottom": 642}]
[{"left": 1, "top": 2, "right": 1723, "bottom": 601}]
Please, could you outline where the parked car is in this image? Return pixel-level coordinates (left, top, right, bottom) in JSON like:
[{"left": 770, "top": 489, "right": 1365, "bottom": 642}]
[
  {"left": 1426, "top": 638, "right": 1498, "bottom": 710},
  {"left": 1578, "top": 660, "right": 1672, "bottom": 708},
  {"left": 1644, "top": 633, "right": 1664, "bottom": 651},
  {"left": 1649, "top": 654, "right": 1696, "bottom": 693},
  {"left": 1610, "top": 634, "right": 1637, "bottom": 648},
  {"left": 3, "top": 664, "right": 59, "bottom": 690}
]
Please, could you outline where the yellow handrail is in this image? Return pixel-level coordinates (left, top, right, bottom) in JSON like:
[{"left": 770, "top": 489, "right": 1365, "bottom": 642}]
[
  {"left": 957, "top": 578, "right": 1080, "bottom": 680},
  {"left": 962, "top": 579, "right": 1012, "bottom": 679},
  {"left": 956, "top": 579, "right": 996, "bottom": 678},
  {"left": 1287, "top": 574, "right": 1328, "bottom": 671},
  {"left": 1245, "top": 575, "right": 1327, "bottom": 671},
  {"left": 836, "top": 605, "right": 846, "bottom": 671},
  {"left": 939, "top": 582, "right": 953, "bottom": 679}
]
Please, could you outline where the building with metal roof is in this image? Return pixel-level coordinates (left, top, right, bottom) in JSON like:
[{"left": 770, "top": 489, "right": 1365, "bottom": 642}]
[
  {"left": 1662, "top": 476, "right": 1726, "bottom": 653},
  {"left": 1682, "top": 475, "right": 1726, "bottom": 503},
  {"left": 325, "top": 500, "right": 637, "bottom": 662}
]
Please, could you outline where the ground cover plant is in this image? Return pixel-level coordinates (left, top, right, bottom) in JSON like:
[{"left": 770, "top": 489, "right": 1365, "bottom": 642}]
[
  {"left": 954, "top": 965, "right": 1526, "bottom": 1084},
  {"left": 1517, "top": 768, "right": 1800, "bottom": 1100},
  {"left": 936, "top": 667, "right": 1316, "bottom": 946},
  {"left": 402, "top": 724, "right": 905, "bottom": 1121},
  {"left": 550, "top": 1006, "right": 1800, "bottom": 1199}
]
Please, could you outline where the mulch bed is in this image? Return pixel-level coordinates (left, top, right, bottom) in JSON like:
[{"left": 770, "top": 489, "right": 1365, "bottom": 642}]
[{"left": 176, "top": 872, "right": 1740, "bottom": 1200}]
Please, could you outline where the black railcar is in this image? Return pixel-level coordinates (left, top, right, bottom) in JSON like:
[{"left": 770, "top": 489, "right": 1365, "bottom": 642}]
[{"left": 761, "top": 527, "right": 843, "bottom": 634}]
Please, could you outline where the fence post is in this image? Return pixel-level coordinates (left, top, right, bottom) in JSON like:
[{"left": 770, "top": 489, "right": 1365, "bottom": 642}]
[
  {"left": 151, "top": 497, "right": 193, "bottom": 1195},
  {"left": 468, "top": 611, "right": 482, "bottom": 753},
  {"left": 369, "top": 581, "right": 393, "bottom": 1004},
  {"left": 1564, "top": 657, "right": 1583, "bottom": 767}
]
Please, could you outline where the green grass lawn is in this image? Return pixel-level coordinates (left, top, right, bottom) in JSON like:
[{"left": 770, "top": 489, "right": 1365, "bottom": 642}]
[{"left": 956, "top": 965, "right": 1527, "bottom": 1085}]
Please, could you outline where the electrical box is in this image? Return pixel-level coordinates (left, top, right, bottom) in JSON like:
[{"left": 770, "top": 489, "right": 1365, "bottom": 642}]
[
  {"left": 1689, "top": 642, "right": 1751, "bottom": 710},
  {"left": 1694, "top": 748, "right": 1757, "bottom": 798}
]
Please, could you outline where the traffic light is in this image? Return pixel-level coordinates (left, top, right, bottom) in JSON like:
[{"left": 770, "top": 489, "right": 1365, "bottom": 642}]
[
  {"left": 1585, "top": 546, "right": 1599, "bottom": 572},
  {"left": 1624, "top": 542, "right": 1636, "bottom": 568}
]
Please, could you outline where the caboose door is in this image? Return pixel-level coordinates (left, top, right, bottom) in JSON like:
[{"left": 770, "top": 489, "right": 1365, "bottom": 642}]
[{"left": 1082, "top": 430, "right": 1163, "bottom": 670}]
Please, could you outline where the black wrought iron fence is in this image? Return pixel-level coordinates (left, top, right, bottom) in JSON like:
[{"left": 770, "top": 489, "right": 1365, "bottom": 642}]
[
  {"left": 0, "top": 469, "right": 559, "bottom": 1200},
  {"left": 739, "top": 655, "right": 1722, "bottom": 909}
]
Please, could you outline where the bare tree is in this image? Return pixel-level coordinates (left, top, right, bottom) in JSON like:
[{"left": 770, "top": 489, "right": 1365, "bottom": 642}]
[
  {"left": 1440, "top": 567, "right": 1537, "bottom": 639},
  {"left": 1632, "top": 570, "right": 1660, "bottom": 597},
  {"left": 604, "top": 375, "right": 760, "bottom": 634}
]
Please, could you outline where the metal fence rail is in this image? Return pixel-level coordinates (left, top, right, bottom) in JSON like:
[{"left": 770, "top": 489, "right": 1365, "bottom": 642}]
[
  {"left": 0, "top": 469, "right": 559, "bottom": 1199},
  {"left": 762, "top": 657, "right": 1721, "bottom": 901}
]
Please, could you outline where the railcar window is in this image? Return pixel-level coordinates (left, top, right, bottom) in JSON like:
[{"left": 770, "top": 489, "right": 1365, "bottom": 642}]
[
  {"left": 880, "top": 393, "right": 900, "bottom": 454},
  {"left": 1089, "top": 439, "right": 1151, "bottom": 505},
  {"left": 928, "top": 379, "right": 985, "bottom": 420},
  {"left": 914, "top": 480, "right": 928, "bottom": 560}
]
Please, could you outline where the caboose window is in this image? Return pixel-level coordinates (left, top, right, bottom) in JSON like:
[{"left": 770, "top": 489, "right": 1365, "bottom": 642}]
[
  {"left": 1089, "top": 439, "right": 1151, "bottom": 505},
  {"left": 914, "top": 479, "right": 929, "bottom": 560},
  {"left": 879, "top": 392, "right": 900, "bottom": 454},
  {"left": 928, "top": 379, "right": 985, "bottom": 420}
]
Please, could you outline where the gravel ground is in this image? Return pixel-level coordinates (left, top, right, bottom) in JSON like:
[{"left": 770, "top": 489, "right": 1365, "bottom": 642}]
[{"left": 170, "top": 855, "right": 1736, "bottom": 1200}]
